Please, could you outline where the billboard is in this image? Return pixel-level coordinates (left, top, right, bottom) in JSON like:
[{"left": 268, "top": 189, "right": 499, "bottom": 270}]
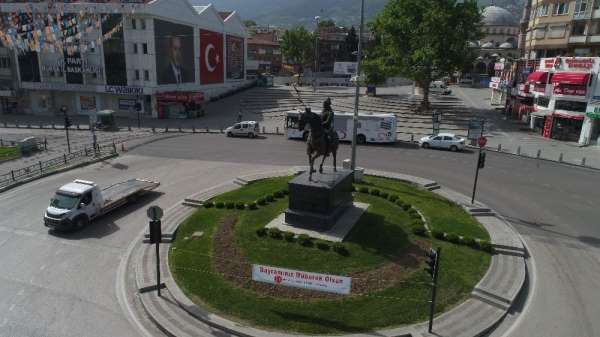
[
  {"left": 226, "top": 35, "right": 244, "bottom": 80},
  {"left": 65, "top": 52, "right": 84, "bottom": 84},
  {"left": 18, "top": 52, "right": 41, "bottom": 83},
  {"left": 155, "top": 19, "right": 195, "bottom": 85},
  {"left": 200, "top": 29, "right": 224, "bottom": 84},
  {"left": 252, "top": 264, "right": 351, "bottom": 295}
]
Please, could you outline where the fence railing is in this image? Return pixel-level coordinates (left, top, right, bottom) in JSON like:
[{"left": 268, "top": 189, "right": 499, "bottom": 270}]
[{"left": 0, "top": 143, "right": 117, "bottom": 190}]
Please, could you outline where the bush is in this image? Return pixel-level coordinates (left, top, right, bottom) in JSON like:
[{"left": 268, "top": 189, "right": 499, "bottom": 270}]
[
  {"left": 283, "top": 231, "right": 296, "bottom": 242},
  {"left": 203, "top": 201, "right": 214, "bottom": 208},
  {"left": 236, "top": 202, "right": 246, "bottom": 210},
  {"left": 266, "top": 194, "right": 275, "bottom": 202},
  {"left": 351, "top": 185, "right": 357, "bottom": 192},
  {"left": 359, "top": 186, "right": 369, "bottom": 193},
  {"left": 412, "top": 226, "right": 427, "bottom": 236},
  {"left": 402, "top": 204, "right": 411, "bottom": 211},
  {"left": 248, "top": 202, "right": 258, "bottom": 210},
  {"left": 281, "top": 189, "right": 289, "bottom": 195},
  {"left": 462, "top": 236, "right": 476, "bottom": 248},
  {"left": 225, "top": 202, "right": 235, "bottom": 209},
  {"left": 298, "top": 234, "right": 313, "bottom": 247},
  {"left": 257, "top": 198, "right": 267, "bottom": 206},
  {"left": 370, "top": 189, "right": 380, "bottom": 196},
  {"left": 333, "top": 242, "right": 350, "bottom": 256},
  {"left": 411, "top": 219, "right": 424, "bottom": 227},
  {"left": 478, "top": 240, "right": 494, "bottom": 253},
  {"left": 396, "top": 199, "right": 405, "bottom": 207},
  {"left": 410, "top": 212, "right": 421, "bottom": 220},
  {"left": 380, "top": 191, "right": 389, "bottom": 199},
  {"left": 268, "top": 228, "right": 283, "bottom": 239},
  {"left": 432, "top": 229, "right": 445, "bottom": 240},
  {"left": 215, "top": 201, "right": 225, "bottom": 209},
  {"left": 316, "top": 240, "right": 330, "bottom": 251},
  {"left": 388, "top": 194, "right": 399, "bottom": 202},
  {"left": 274, "top": 190, "right": 284, "bottom": 198},
  {"left": 256, "top": 228, "right": 267, "bottom": 237},
  {"left": 446, "top": 233, "right": 460, "bottom": 244}
]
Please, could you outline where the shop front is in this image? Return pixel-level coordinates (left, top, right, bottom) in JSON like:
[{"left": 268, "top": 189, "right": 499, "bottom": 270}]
[
  {"left": 156, "top": 92, "right": 204, "bottom": 119},
  {"left": 582, "top": 106, "right": 600, "bottom": 145},
  {"left": 550, "top": 112, "right": 585, "bottom": 141},
  {"left": 0, "top": 91, "right": 17, "bottom": 114}
]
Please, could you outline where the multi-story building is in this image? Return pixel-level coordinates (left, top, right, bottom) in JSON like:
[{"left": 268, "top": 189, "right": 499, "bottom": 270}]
[
  {"left": 523, "top": 0, "right": 600, "bottom": 58},
  {"left": 0, "top": 46, "right": 18, "bottom": 114},
  {"left": 0, "top": 0, "right": 248, "bottom": 118},
  {"left": 247, "top": 30, "right": 282, "bottom": 75},
  {"left": 316, "top": 25, "right": 349, "bottom": 73}
]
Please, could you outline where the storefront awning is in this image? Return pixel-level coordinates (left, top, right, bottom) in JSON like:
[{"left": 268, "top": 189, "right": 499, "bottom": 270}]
[
  {"left": 554, "top": 112, "right": 585, "bottom": 120},
  {"left": 551, "top": 72, "right": 590, "bottom": 86},
  {"left": 527, "top": 71, "right": 548, "bottom": 83}
]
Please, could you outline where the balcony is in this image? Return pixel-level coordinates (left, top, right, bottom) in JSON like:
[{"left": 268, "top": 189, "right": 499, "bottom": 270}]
[
  {"left": 590, "top": 35, "right": 600, "bottom": 43},
  {"left": 569, "top": 35, "right": 587, "bottom": 43},
  {"left": 573, "top": 11, "right": 592, "bottom": 20},
  {"left": 593, "top": 9, "right": 600, "bottom": 18}
]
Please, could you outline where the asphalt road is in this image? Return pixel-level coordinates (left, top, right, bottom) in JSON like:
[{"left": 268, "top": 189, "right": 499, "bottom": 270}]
[{"left": 0, "top": 133, "right": 599, "bottom": 337}]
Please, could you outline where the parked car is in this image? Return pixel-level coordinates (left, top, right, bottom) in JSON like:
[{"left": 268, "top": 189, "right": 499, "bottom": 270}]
[
  {"left": 419, "top": 133, "right": 465, "bottom": 152},
  {"left": 225, "top": 121, "right": 260, "bottom": 138},
  {"left": 17, "top": 137, "right": 41, "bottom": 154},
  {"left": 429, "top": 81, "right": 452, "bottom": 95}
]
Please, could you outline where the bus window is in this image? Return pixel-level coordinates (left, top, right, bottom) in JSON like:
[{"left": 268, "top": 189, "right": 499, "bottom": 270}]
[{"left": 287, "top": 116, "right": 299, "bottom": 129}]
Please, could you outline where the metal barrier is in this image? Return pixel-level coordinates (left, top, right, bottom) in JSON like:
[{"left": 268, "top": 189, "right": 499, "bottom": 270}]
[{"left": 0, "top": 144, "right": 117, "bottom": 190}]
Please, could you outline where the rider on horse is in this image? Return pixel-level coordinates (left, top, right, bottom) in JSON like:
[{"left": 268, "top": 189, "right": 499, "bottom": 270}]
[{"left": 322, "top": 98, "right": 335, "bottom": 151}]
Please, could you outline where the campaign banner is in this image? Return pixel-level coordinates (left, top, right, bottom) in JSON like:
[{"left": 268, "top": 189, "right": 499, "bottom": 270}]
[
  {"left": 200, "top": 29, "right": 224, "bottom": 84},
  {"left": 155, "top": 19, "right": 195, "bottom": 85},
  {"left": 226, "top": 35, "right": 245, "bottom": 80},
  {"left": 252, "top": 264, "right": 351, "bottom": 295}
]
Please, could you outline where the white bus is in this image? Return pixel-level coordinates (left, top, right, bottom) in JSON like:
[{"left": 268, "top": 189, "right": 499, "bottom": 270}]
[{"left": 285, "top": 109, "right": 397, "bottom": 144}]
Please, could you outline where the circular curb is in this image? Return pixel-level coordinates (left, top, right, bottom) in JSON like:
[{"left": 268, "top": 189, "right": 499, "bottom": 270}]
[{"left": 130, "top": 166, "right": 532, "bottom": 337}]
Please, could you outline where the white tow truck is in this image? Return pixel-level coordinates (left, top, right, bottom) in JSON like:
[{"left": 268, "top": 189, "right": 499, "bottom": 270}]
[{"left": 44, "top": 179, "right": 160, "bottom": 231}]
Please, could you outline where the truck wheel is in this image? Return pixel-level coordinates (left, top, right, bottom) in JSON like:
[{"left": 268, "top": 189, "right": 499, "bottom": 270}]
[
  {"left": 357, "top": 134, "right": 366, "bottom": 145},
  {"left": 73, "top": 217, "right": 87, "bottom": 230}
]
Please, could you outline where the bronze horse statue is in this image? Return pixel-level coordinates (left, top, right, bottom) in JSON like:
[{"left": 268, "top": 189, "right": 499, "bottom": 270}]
[{"left": 298, "top": 108, "right": 339, "bottom": 180}]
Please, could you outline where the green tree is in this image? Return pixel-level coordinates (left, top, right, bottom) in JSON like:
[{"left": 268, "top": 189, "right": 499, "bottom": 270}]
[
  {"left": 281, "top": 26, "right": 315, "bottom": 73},
  {"left": 243, "top": 19, "right": 257, "bottom": 27},
  {"left": 317, "top": 19, "right": 336, "bottom": 29},
  {"left": 370, "top": 0, "right": 482, "bottom": 111}
]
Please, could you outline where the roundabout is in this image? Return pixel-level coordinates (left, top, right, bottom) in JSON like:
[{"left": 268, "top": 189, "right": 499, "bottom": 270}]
[{"left": 131, "top": 166, "right": 526, "bottom": 337}]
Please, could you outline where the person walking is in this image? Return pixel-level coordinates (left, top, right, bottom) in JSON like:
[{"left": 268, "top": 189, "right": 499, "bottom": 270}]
[{"left": 237, "top": 110, "right": 243, "bottom": 123}]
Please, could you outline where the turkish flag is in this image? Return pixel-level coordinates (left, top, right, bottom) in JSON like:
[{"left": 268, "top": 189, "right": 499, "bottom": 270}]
[{"left": 200, "top": 29, "right": 224, "bottom": 84}]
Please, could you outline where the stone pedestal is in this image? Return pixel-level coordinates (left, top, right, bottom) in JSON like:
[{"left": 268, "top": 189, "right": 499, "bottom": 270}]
[{"left": 284, "top": 169, "right": 353, "bottom": 230}]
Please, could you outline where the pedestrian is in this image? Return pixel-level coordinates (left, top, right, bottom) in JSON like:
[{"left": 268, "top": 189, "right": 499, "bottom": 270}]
[{"left": 237, "top": 111, "right": 243, "bottom": 123}]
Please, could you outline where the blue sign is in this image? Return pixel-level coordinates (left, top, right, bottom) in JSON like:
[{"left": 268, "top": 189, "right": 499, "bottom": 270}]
[{"left": 119, "top": 99, "right": 137, "bottom": 111}]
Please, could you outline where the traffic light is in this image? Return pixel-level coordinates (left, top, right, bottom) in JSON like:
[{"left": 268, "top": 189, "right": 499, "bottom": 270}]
[
  {"left": 64, "top": 116, "right": 72, "bottom": 128},
  {"left": 425, "top": 248, "right": 438, "bottom": 279},
  {"left": 149, "top": 220, "right": 162, "bottom": 244},
  {"left": 478, "top": 150, "right": 486, "bottom": 169}
]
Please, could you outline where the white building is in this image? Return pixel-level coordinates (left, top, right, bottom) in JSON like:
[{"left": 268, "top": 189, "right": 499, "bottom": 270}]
[{"left": 0, "top": 0, "right": 248, "bottom": 119}]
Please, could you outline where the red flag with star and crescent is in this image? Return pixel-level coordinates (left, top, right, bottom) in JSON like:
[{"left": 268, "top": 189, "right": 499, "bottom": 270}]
[{"left": 200, "top": 29, "right": 224, "bottom": 84}]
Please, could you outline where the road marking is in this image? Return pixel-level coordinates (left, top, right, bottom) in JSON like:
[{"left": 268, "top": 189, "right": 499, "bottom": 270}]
[
  {"left": 39, "top": 264, "right": 46, "bottom": 271},
  {"left": 8, "top": 304, "right": 15, "bottom": 312}
]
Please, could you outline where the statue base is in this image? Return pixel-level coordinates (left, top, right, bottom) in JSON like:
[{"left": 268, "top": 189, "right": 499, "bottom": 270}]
[{"left": 284, "top": 169, "right": 353, "bottom": 230}]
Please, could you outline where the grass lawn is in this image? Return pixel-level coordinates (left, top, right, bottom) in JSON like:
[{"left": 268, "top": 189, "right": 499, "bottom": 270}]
[
  {"left": 358, "top": 175, "right": 490, "bottom": 240},
  {"left": 170, "top": 175, "right": 491, "bottom": 334},
  {"left": 0, "top": 146, "right": 21, "bottom": 162}
]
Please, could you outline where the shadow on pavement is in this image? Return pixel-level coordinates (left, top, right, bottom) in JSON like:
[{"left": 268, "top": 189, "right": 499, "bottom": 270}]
[
  {"left": 49, "top": 191, "right": 163, "bottom": 240},
  {"left": 505, "top": 215, "right": 600, "bottom": 248},
  {"left": 271, "top": 310, "right": 365, "bottom": 333}
]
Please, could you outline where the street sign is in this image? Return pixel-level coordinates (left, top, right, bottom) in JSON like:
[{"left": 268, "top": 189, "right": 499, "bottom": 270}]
[
  {"left": 146, "top": 205, "right": 163, "bottom": 221},
  {"left": 478, "top": 136, "right": 487, "bottom": 148}
]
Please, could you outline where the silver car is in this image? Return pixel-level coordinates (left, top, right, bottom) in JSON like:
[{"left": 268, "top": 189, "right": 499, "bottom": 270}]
[
  {"left": 225, "top": 121, "right": 260, "bottom": 138},
  {"left": 419, "top": 133, "right": 465, "bottom": 152}
]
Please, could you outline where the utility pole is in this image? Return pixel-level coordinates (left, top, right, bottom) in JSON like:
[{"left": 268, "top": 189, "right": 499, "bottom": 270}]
[
  {"left": 351, "top": 0, "right": 365, "bottom": 170},
  {"left": 61, "top": 106, "right": 71, "bottom": 154},
  {"left": 471, "top": 120, "right": 486, "bottom": 204},
  {"left": 426, "top": 247, "right": 441, "bottom": 333},
  {"left": 313, "top": 16, "right": 320, "bottom": 92}
]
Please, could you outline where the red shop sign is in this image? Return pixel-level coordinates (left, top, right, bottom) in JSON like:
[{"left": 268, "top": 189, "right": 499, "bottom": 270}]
[
  {"left": 565, "top": 58, "right": 595, "bottom": 69},
  {"left": 553, "top": 84, "right": 587, "bottom": 96}
]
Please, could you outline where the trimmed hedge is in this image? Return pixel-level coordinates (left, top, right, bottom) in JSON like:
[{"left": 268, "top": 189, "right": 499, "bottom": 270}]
[
  {"left": 257, "top": 198, "right": 267, "bottom": 206},
  {"left": 268, "top": 227, "right": 283, "bottom": 239},
  {"left": 446, "top": 233, "right": 460, "bottom": 244},
  {"left": 462, "top": 236, "right": 476, "bottom": 248},
  {"left": 236, "top": 202, "right": 246, "bottom": 210},
  {"left": 380, "top": 191, "right": 389, "bottom": 199},
  {"left": 316, "top": 240, "right": 330, "bottom": 251},
  {"left": 432, "top": 229, "right": 445, "bottom": 240},
  {"left": 256, "top": 228, "right": 267, "bottom": 237},
  {"left": 215, "top": 201, "right": 225, "bottom": 209},
  {"left": 225, "top": 202, "right": 235, "bottom": 209},
  {"left": 478, "top": 240, "right": 493, "bottom": 253},
  {"left": 370, "top": 189, "right": 380, "bottom": 196},
  {"left": 274, "top": 190, "right": 284, "bottom": 198},
  {"left": 248, "top": 202, "right": 258, "bottom": 210},
  {"left": 358, "top": 186, "right": 369, "bottom": 193},
  {"left": 266, "top": 194, "right": 275, "bottom": 202},
  {"left": 402, "top": 204, "right": 411, "bottom": 211},
  {"left": 297, "top": 234, "right": 313, "bottom": 247},
  {"left": 332, "top": 242, "right": 350, "bottom": 256},
  {"left": 412, "top": 226, "right": 427, "bottom": 236},
  {"left": 204, "top": 201, "right": 214, "bottom": 208},
  {"left": 388, "top": 194, "right": 399, "bottom": 202},
  {"left": 283, "top": 231, "right": 296, "bottom": 242}
]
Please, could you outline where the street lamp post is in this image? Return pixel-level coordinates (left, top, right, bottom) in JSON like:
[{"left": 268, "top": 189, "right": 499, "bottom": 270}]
[
  {"left": 313, "top": 16, "right": 320, "bottom": 91},
  {"left": 351, "top": 0, "right": 365, "bottom": 170}
]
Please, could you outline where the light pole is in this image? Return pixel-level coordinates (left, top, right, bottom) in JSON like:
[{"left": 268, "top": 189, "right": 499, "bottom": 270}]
[
  {"left": 313, "top": 16, "right": 320, "bottom": 91},
  {"left": 351, "top": 0, "right": 365, "bottom": 170}
]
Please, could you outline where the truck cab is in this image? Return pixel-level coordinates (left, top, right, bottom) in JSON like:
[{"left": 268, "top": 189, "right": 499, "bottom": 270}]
[{"left": 44, "top": 180, "right": 103, "bottom": 231}]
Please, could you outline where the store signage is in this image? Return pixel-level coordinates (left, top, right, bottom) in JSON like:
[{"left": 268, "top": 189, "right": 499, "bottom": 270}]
[
  {"left": 494, "top": 63, "right": 504, "bottom": 71},
  {"left": 251, "top": 264, "right": 351, "bottom": 295},
  {"left": 544, "top": 58, "right": 560, "bottom": 69},
  {"left": 586, "top": 106, "right": 600, "bottom": 119},
  {"left": 105, "top": 85, "right": 144, "bottom": 95},
  {"left": 553, "top": 84, "right": 587, "bottom": 96},
  {"left": 490, "top": 76, "right": 501, "bottom": 83},
  {"left": 41, "top": 58, "right": 102, "bottom": 74},
  {"left": 118, "top": 99, "right": 137, "bottom": 111},
  {"left": 565, "top": 58, "right": 595, "bottom": 69},
  {"left": 533, "top": 84, "right": 545, "bottom": 93}
]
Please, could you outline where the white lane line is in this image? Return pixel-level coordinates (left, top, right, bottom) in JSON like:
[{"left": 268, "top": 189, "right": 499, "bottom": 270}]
[{"left": 8, "top": 304, "right": 15, "bottom": 312}]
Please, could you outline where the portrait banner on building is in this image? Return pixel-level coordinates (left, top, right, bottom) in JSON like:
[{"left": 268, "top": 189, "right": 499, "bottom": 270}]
[
  {"left": 226, "top": 35, "right": 244, "bottom": 80},
  {"left": 200, "top": 29, "right": 224, "bottom": 84},
  {"left": 155, "top": 19, "right": 195, "bottom": 85}
]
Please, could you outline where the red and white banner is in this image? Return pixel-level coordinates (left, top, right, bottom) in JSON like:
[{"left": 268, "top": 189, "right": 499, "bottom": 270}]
[
  {"left": 553, "top": 84, "right": 587, "bottom": 96},
  {"left": 252, "top": 264, "right": 351, "bottom": 295},
  {"left": 200, "top": 29, "right": 224, "bottom": 84}
]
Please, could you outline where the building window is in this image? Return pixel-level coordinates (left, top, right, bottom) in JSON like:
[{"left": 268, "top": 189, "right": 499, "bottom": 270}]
[
  {"left": 133, "top": 43, "right": 138, "bottom": 54},
  {"left": 0, "top": 57, "right": 10, "bottom": 68},
  {"left": 143, "top": 43, "right": 148, "bottom": 54},
  {"left": 144, "top": 70, "right": 149, "bottom": 81},
  {"left": 536, "top": 96, "right": 550, "bottom": 107},
  {"left": 572, "top": 22, "right": 587, "bottom": 35},
  {"left": 131, "top": 18, "right": 137, "bottom": 30},
  {"left": 537, "top": 4, "right": 549, "bottom": 16},
  {"left": 135, "top": 70, "right": 140, "bottom": 80},
  {"left": 140, "top": 19, "right": 146, "bottom": 30},
  {"left": 554, "top": 2, "right": 569, "bottom": 15},
  {"left": 575, "top": 0, "right": 588, "bottom": 14}
]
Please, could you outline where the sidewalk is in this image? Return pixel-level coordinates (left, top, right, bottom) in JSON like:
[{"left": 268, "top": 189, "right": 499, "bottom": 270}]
[{"left": 124, "top": 167, "right": 528, "bottom": 337}]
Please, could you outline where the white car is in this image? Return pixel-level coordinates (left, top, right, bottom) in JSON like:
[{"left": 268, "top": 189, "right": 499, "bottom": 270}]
[
  {"left": 419, "top": 133, "right": 465, "bottom": 152},
  {"left": 226, "top": 121, "right": 260, "bottom": 138},
  {"left": 430, "top": 81, "right": 452, "bottom": 95}
]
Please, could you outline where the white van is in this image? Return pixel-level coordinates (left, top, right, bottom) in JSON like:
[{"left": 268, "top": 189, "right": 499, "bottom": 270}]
[{"left": 430, "top": 81, "right": 452, "bottom": 95}]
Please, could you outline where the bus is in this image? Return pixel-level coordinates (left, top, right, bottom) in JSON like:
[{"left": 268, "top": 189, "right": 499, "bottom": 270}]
[{"left": 285, "top": 109, "right": 397, "bottom": 144}]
